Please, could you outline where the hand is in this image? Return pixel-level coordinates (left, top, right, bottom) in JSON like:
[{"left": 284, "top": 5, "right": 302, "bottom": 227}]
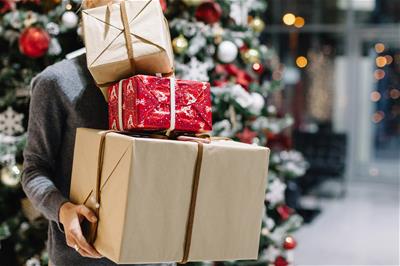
[{"left": 59, "top": 202, "right": 102, "bottom": 258}]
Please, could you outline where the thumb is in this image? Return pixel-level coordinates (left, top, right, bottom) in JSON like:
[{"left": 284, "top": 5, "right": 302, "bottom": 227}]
[{"left": 77, "top": 205, "right": 98, "bottom": 223}]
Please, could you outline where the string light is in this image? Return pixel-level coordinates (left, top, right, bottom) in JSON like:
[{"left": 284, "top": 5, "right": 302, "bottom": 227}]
[
  {"left": 374, "top": 69, "right": 385, "bottom": 80},
  {"left": 283, "top": 13, "right": 296, "bottom": 26},
  {"left": 252, "top": 62, "right": 263, "bottom": 73},
  {"left": 389, "top": 89, "right": 400, "bottom": 99},
  {"left": 296, "top": 56, "right": 308, "bottom": 68},
  {"left": 372, "top": 111, "right": 385, "bottom": 123},
  {"left": 374, "top": 43, "right": 385, "bottom": 53},
  {"left": 375, "top": 56, "right": 387, "bottom": 68},
  {"left": 370, "top": 91, "right": 381, "bottom": 102},
  {"left": 66, "top": 3, "right": 72, "bottom": 10},
  {"left": 385, "top": 55, "right": 393, "bottom": 65},
  {"left": 294, "top": 16, "right": 305, "bottom": 28}
]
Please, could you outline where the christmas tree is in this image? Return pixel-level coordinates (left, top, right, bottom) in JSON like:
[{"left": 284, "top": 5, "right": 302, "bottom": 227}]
[
  {"left": 0, "top": 0, "right": 307, "bottom": 265},
  {"left": 166, "top": 1, "right": 306, "bottom": 265},
  {"left": 0, "top": 1, "right": 82, "bottom": 265}
]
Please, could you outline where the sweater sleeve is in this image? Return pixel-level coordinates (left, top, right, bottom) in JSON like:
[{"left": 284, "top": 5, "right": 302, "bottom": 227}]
[{"left": 21, "top": 72, "right": 69, "bottom": 223}]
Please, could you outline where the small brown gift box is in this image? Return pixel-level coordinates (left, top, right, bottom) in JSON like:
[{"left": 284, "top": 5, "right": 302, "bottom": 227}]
[
  {"left": 70, "top": 128, "right": 269, "bottom": 264},
  {"left": 82, "top": 0, "right": 174, "bottom": 88}
]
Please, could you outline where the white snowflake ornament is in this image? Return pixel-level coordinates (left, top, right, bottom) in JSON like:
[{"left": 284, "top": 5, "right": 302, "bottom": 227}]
[
  {"left": 187, "top": 33, "right": 207, "bottom": 56},
  {"left": 230, "top": 0, "right": 251, "bottom": 25},
  {"left": 266, "top": 178, "right": 286, "bottom": 206},
  {"left": 0, "top": 107, "right": 24, "bottom": 136},
  {"left": 176, "top": 57, "right": 213, "bottom": 81}
]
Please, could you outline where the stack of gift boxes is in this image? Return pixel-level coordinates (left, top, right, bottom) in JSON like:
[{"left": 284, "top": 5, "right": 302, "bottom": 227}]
[{"left": 70, "top": 0, "right": 270, "bottom": 264}]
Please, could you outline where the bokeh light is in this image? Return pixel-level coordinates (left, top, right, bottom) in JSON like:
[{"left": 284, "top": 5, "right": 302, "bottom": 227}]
[
  {"left": 384, "top": 55, "right": 393, "bottom": 65},
  {"left": 389, "top": 89, "right": 400, "bottom": 99},
  {"left": 294, "top": 17, "right": 305, "bottom": 28},
  {"left": 372, "top": 111, "right": 385, "bottom": 123},
  {"left": 375, "top": 56, "right": 387, "bottom": 68},
  {"left": 283, "top": 13, "right": 296, "bottom": 25},
  {"left": 370, "top": 91, "right": 381, "bottom": 102},
  {"left": 296, "top": 56, "right": 308, "bottom": 68},
  {"left": 374, "top": 69, "right": 385, "bottom": 80},
  {"left": 374, "top": 43, "right": 385, "bottom": 53},
  {"left": 252, "top": 62, "right": 262, "bottom": 71}
]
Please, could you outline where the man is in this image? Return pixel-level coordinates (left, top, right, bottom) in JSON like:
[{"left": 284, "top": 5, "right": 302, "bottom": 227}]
[{"left": 21, "top": 3, "right": 172, "bottom": 265}]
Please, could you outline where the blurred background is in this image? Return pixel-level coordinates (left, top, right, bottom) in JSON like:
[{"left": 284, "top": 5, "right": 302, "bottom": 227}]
[
  {"left": 260, "top": 1, "right": 400, "bottom": 265},
  {"left": 0, "top": 0, "right": 399, "bottom": 265}
]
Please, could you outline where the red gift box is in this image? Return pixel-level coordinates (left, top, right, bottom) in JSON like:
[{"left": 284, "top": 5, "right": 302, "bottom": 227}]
[{"left": 108, "top": 75, "right": 212, "bottom": 133}]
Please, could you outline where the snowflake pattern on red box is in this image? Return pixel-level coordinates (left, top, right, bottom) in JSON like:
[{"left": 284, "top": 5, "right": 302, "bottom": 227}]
[{"left": 108, "top": 75, "right": 212, "bottom": 133}]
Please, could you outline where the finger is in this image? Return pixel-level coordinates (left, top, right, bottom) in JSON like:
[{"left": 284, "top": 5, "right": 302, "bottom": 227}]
[
  {"left": 75, "top": 234, "right": 102, "bottom": 258},
  {"left": 74, "top": 243, "right": 95, "bottom": 258},
  {"left": 66, "top": 234, "right": 75, "bottom": 248},
  {"left": 79, "top": 251, "right": 91, "bottom": 258},
  {"left": 68, "top": 234, "right": 97, "bottom": 258},
  {"left": 70, "top": 227, "right": 101, "bottom": 258},
  {"left": 65, "top": 219, "right": 101, "bottom": 258},
  {"left": 77, "top": 205, "right": 97, "bottom": 223}
]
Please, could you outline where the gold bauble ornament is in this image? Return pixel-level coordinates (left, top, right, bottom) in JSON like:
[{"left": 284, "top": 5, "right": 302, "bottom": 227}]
[
  {"left": 172, "top": 34, "right": 188, "bottom": 54},
  {"left": 213, "top": 25, "right": 224, "bottom": 44},
  {"left": 242, "top": 48, "right": 260, "bottom": 63},
  {"left": 214, "top": 35, "right": 223, "bottom": 45},
  {"left": 249, "top": 16, "right": 265, "bottom": 33},
  {"left": 1, "top": 164, "right": 22, "bottom": 187},
  {"left": 183, "top": 0, "right": 204, "bottom": 6}
]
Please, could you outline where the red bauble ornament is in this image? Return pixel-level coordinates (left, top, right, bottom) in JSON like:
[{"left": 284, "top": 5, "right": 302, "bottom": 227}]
[
  {"left": 283, "top": 235, "right": 297, "bottom": 250},
  {"left": 159, "top": 0, "right": 167, "bottom": 12},
  {"left": 19, "top": 27, "right": 50, "bottom": 58},
  {"left": 195, "top": 1, "right": 222, "bottom": 24},
  {"left": 0, "top": 0, "right": 15, "bottom": 14},
  {"left": 274, "top": 256, "right": 289, "bottom": 266},
  {"left": 276, "top": 204, "right": 294, "bottom": 221}
]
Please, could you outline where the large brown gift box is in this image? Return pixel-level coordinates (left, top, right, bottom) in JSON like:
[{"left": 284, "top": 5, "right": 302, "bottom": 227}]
[
  {"left": 82, "top": 0, "right": 174, "bottom": 88},
  {"left": 70, "top": 128, "right": 270, "bottom": 264}
]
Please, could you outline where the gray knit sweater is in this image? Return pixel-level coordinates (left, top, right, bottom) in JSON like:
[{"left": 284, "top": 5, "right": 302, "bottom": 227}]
[{"left": 21, "top": 55, "right": 171, "bottom": 266}]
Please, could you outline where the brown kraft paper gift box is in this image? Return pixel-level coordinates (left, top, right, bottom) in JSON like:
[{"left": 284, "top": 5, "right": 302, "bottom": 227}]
[
  {"left": 70, "top": 128, "right": 270, "bottom": 264},
  {"left": 82, "top": 0, "right": 174, "bottom": 92}
]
